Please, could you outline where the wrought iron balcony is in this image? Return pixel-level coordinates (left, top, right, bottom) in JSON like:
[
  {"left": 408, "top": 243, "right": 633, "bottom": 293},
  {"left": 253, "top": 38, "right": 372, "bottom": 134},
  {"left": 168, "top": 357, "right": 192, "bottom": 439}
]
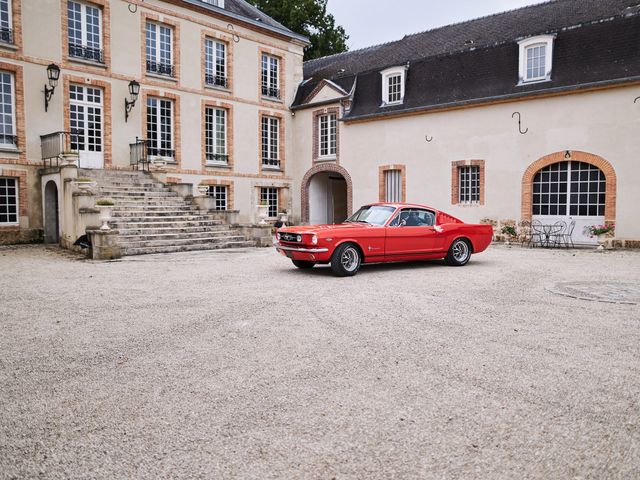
[
  {"left": 40, "top": 131, "right": 79, "bottom": 167},
  {"left": 68, "top": 43, "right": 104, "bottom": 63},
  {"left": 262, "top": 157, "right": 280, "bottom": 168},
  {"left": 130, "top": 138, "right": 149, "bottom": 171},
  {"left": 0, "top": 27, "right": 13, "bottom": 44},
  {"left": 0, "top": 134, "right": 17, "bottom": 148},
  {"left": 205, "top": 74, "right": 228, "bottom": 89},
  {"left": 262, "top": 86, "right": 281, "bottom": 99},
  {"left": 146, "top": 60, "right": 175, "bottom": 77},
  {"left": 205, "top": 153, "right": 229, "bottom": 164}
]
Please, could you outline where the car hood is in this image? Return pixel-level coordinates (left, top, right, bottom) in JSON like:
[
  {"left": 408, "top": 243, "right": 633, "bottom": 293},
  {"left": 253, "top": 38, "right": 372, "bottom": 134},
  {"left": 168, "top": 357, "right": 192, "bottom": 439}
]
[{"left": 279, "top": 223, "right": 375, "bottom": 234}]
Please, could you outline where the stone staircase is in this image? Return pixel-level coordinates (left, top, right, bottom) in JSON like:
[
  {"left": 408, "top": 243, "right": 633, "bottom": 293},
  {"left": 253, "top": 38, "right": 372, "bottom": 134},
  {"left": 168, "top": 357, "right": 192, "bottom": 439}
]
[{"left": 79, "top": 169, "right": 255, "bottom": 256}]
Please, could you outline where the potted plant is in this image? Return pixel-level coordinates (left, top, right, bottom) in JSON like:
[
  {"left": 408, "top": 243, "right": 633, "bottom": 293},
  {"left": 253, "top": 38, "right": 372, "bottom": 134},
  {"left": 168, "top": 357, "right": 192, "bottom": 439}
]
[
  {"left": 501, "top": 225, "right": 517, "bottom": 245},
  {"left": 96, "top": 198, "right": 115, "bottom": 231},
  {"left": 74, "top": 176, "right": 97, "bottom": 190},
  {"left": 257, "top": 201, "right": 269, "bottom": 225},
  {"left": 60, "top": 150, "right": 79, "bottom": 166},
  {"left": 588, "top": 224, "right": 614, "bottom": 250}
]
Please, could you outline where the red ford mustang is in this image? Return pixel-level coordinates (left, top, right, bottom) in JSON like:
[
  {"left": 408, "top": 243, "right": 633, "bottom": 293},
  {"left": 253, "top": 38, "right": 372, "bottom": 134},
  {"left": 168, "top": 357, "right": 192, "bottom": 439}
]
[{"left": 275, "top": 203, "right": 493, "bottom": 276}]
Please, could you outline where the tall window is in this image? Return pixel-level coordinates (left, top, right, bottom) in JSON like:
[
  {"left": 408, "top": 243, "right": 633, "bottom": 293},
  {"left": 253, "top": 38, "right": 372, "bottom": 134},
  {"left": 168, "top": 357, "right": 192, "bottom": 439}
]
[
  {"left": 459, "top": 166, "right": 480, "bottom": 203},
  {"left": 146, "top": 97, "right": 174, "bottom": 159},
  {"left": 67, "top": 1, "right": 103, "bottom": 63},
  {"left": 0, "top": 71, "right": 16, "bottom": 148},
  {"left": 261, "top": 54, "right": 280, "bottom": 99},
  {"left": 387, "top": 74, "right": 402, "bottom": 103},
  {"left": 0, "top": 177, "right": 17, "bottom": 224},
  {"left": 384, "top": 170, "right": 402, "bottom": 203},
  {"left": 204, "top": 38, "right": 227, "bottom": 88},
  {"left": 206, "top": 185, "right": 227, "bottom": 210},
  {"left": 381, "top": 67, "right": 406, "bottom": 105},
  {"left": 146, "top": 22, "right": 174, "bottom": 77},
  {"left": 533, "top": 161, "right": 606, "bottom": 217},
  {"left": 318, "top": 113, "right": 336, "bottom": 158},
  {"left": 69, "top": 84, "right": 103, "bottom": 153},
  {"left": 260, "top": 187, "right": 278, "bottom": 218},
  {"left": 205, "top": 107, "right": 227, "bottom": 165},
  {"left": 525, "top": 44, "right": 546, "bottom": 81},
  {"left": 261, "top": 116, "right": 279, "bottom": 168},
  {"left": 0, "top": 0, "right": 13, "bottom": 44}
]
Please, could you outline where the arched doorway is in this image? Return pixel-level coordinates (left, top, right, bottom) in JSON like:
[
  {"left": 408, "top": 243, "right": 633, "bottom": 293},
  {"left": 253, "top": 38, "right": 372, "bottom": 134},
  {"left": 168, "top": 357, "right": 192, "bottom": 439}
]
[
  {"left": 521, "top": 151, "right": 616, "bottom": 245},
  {"left": 301, "top": 164, "right": 353, "bottom": 224},
  {"left": 44, "top": 180, "right": 59, "bottom": 244}
]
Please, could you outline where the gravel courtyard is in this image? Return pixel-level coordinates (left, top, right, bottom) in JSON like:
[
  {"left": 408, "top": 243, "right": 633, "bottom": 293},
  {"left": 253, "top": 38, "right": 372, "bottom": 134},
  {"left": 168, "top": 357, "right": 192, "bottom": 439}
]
[{"left": 1, "top": 245, "right": 639, "bottom": 479}]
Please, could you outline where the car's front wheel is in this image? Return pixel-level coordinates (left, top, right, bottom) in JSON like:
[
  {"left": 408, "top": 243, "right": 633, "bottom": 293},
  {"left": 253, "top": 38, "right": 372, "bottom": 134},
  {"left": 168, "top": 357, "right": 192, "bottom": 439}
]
[
  {"left": 330, "top": 243, "right": 362, "bottom": 277},
  {"left": 292, "top": 260, "right": 316, "bottom": 269},
  {"left": 445, "top": 238, "right": 472, "bottom": 266}
]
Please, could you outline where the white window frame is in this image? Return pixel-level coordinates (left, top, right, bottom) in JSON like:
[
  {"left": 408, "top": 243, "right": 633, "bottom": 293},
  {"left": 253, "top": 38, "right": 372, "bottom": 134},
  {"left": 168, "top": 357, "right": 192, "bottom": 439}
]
[
  {"left": 384, "top": 170, "right": 402, "bottom": 203},
  {"left": 204, "top": 106, "right": 227, "bottom": 165},
  {"left": 458, "top": 165, "right": 480, "bottom": 204},
  {"left": 0, "top": 176, "right": 18, "bottom": 225},
  {"left": 261, "top": 54, "right": 280, "bottom": 99},
  {"left": 380, "top": 66, "right": 407, "bottom": 106},
  {"left": 145, "top": 21, "right": 174, "bottom": 76},
  {"left": 204, "top": 37, "right": 227, "bottom": 88},
  {"left": 69, "top": 84, "right": 104, "bottom": 154},
  {"left": 0, "top": 70, "right": 16, "bottom": 149},
  {"left": 517, "top": 34, "right": 555, "bottom": 84},
  {"left": 207, "top": 185, "right": 228, "bottom": 210},
  {"left": 0, "top": 0, "right": 13, "bottom": 44},
  {"left": 261, "top": 116, "right": 280, "bottom": 168},
  {"left": 260, "top": 187, "right": 278, "bottom": 218},
  {"left": 318, "top": 113, "right": 337, "bottom": 159},
  {"left": 67, "top": 0, "right": 103, "bottom": 61},
  {"left": 146, "top": 97, "right": 175, "bottom": 161},
  {"left": 201, "top": 0, "right": 224, "bottom": 7}
]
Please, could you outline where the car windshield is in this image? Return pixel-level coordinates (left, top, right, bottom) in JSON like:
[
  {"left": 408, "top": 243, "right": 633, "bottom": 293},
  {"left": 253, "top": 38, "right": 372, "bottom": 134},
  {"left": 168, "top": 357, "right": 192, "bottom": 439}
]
[{"left": 346, "top": 205, "right": 397, "bottom": 226}]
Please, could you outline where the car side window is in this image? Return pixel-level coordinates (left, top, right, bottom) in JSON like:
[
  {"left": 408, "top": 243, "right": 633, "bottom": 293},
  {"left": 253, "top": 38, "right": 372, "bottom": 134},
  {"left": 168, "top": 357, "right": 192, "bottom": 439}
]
[{"left": 390, "top": 208, "right": 436, "bottom": 227}]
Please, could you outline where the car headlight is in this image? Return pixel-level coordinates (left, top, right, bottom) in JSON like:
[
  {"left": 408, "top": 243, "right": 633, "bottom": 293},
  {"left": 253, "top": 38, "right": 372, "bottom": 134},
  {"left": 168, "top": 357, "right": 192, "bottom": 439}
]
[
  {"left": 297, "top": 235, "right": 302, "bottom": 242},
  {"left": 276, "top": 232, "right": 281, "bottom": 241},
  {"left": 311, "top": 235, "right": 318, "bottom": 245}
]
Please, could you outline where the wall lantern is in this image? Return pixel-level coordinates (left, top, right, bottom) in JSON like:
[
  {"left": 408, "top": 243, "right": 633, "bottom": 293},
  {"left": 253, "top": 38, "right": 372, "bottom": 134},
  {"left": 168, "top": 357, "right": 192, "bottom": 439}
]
[
  {"left": 44, "top": 63, "right": 60, "bottom": 112},
  {"left": 124, "top": 80, "right": 140, "bottom": 122}
]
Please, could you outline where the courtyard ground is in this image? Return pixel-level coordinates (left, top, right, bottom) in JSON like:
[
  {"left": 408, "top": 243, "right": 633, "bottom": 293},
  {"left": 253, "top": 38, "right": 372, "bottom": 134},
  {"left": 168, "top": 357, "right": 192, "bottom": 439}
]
[{"left": 0, "top": 244, "right": 639, "bottom": 479}]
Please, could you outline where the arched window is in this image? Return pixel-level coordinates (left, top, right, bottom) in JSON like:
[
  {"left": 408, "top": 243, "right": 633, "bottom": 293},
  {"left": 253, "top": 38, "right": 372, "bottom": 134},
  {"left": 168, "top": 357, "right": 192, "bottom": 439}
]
[{"left": 533, "top": 161, "right": 606, "bottom": 217}]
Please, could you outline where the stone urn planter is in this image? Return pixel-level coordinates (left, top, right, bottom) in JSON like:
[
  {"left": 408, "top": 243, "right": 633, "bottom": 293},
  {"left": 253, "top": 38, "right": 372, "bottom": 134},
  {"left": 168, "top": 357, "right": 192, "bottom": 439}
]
[
  {"left": 597, "top": 234, "right": 607, "bottom": 251},
  {"left": 278, "top": 212, "right": 288, "bottom": 225},
  {"left": 74, "top": 177, "right": 97, "bottom": 190},
  {"left": 60, "top": 152, "right": 79, "bottom": 166},
  {"left": 96, "top": 199, "right": 115, "bottom": 231},
  {"left": 197, "top": 184, "right": 209, "bottom": 196},
  {"left": 257, "top": 204, "right": 269, "bottom": 225}
]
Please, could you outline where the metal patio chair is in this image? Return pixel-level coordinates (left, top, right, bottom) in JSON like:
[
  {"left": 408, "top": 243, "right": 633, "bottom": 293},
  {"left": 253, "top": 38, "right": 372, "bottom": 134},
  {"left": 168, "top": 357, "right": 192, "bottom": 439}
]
[{"left": 549, "top": 220, "right": 567, "bottom": 247}]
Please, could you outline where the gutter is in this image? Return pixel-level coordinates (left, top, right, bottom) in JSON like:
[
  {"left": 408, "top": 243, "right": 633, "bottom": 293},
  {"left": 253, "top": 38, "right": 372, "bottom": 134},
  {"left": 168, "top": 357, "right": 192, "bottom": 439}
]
[
  {"left": 179, "top": 0, "right": 310, "bottom": 45},
  {"left": 342, "top": 76, "right": 640, "bottom": 123}
]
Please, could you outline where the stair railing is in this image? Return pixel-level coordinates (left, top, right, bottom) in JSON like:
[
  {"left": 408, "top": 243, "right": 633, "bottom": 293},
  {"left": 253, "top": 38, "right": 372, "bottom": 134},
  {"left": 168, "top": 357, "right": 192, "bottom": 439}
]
[
  {"left": 130, "top": 137, "right": 150, "bottom": 172},
  {"left": 40, "top": 131, "right": 80, "bottom": 168}
]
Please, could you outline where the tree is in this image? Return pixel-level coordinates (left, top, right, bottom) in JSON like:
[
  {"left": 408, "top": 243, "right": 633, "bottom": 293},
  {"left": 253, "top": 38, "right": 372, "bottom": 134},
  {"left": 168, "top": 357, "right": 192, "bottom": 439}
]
[{"left": 246, "top": 0, "right": 349, "bottom": 61}]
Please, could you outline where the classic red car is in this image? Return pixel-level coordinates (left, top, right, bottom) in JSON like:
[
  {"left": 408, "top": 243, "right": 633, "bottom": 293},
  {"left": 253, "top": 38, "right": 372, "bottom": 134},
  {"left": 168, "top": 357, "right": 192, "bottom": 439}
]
[{"left": 275, "top": 203, "right": 493, "bottom": 276}]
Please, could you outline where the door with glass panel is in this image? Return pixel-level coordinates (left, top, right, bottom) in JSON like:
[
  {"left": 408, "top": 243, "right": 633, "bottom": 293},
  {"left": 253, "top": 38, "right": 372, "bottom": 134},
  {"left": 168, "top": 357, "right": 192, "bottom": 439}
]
[
  {"left": 69, "top": 84, "right": 104, "bottom": 169},
  {"left": 531, "top": 161, "right": 606, "bottom": 245}
]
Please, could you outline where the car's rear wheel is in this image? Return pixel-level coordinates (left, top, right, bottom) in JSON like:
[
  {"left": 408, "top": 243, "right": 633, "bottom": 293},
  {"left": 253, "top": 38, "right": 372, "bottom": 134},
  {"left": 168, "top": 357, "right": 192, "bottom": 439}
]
[
  {"left": 292, "top": 260, "right": 316, "bottom": 269},
  {"left": 330, "top": 243, "right": 362, "bottom": 277},
  {"left": 445, "top": 238, "right": 472, "bottom": 266}
]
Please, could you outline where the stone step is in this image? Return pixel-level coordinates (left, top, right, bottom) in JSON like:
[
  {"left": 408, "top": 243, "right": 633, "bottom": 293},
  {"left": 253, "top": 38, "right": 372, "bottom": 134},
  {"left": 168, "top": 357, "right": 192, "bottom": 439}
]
[
  {"left": 121, "top": 241, "right": 255, "bottom": 256},
  {"left": 118, "top": 225, "right": 231, "bottom": 235},
  {"left": 119, "top": 230, "right": 239, "bottom": 242},
  {"left": 119, "top": 235, "right": 248, "bottom": 249},
  {"left": 111, "top": 216, "right": 221, "bottom": 224},
  {"left": 112, "top": 210, "right": 209, "bottom": 217},
  {"left": 113, "top": 204, "right": 196, "bottom": 211},
  {"left": 99, "top": 190, "right": 178, "bottom": 197}
]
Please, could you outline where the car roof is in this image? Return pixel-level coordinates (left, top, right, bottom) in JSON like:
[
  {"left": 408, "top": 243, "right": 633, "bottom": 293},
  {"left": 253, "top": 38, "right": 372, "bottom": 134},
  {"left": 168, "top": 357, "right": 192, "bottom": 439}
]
[{"left": 367, "top": 202, "right": 439, "bottom": 211}]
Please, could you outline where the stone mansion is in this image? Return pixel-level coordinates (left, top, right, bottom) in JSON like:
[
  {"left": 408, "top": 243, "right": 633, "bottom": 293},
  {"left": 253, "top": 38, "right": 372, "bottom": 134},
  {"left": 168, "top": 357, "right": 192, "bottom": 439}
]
[{"left": 0, "top": 0, "right": 639, "bottom": 253}]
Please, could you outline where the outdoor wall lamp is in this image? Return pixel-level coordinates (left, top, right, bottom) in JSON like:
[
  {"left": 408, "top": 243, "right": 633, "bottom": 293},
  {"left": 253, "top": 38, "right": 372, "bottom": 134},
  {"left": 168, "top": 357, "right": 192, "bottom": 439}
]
[
  {"left": 124, "top": 80, "right": 140, "bottom": 122},
  {"left": 44, "top": 63, "right": 60, "bottom": 112}
]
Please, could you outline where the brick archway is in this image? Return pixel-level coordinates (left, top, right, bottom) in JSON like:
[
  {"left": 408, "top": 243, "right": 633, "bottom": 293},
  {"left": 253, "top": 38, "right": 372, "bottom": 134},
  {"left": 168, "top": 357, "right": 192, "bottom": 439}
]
[
  {"left": 301, "top": 163, "right": 353, "bottom": 223},
  {"left": 521, "top": 150, "right": 617, "bottom": 222}
]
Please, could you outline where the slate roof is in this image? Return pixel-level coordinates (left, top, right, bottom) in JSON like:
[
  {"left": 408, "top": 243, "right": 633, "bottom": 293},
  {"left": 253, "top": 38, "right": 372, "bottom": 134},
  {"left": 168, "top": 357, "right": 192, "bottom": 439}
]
[
  {"left": 294, "top": 0, "right": 640, "bottom": 119},
  {"left": 179, "top": 0, "right": 308, "bottom": 42}
]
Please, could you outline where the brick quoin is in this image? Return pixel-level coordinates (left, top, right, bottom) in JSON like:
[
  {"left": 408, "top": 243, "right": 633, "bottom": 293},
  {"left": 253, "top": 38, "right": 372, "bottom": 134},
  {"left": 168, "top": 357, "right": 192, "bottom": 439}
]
[
  {"left": 521, "top": 150, "right": 617, "bottom": 222},
  {"left": 301, "top": 164, "right": 353, "bottom": 223}
]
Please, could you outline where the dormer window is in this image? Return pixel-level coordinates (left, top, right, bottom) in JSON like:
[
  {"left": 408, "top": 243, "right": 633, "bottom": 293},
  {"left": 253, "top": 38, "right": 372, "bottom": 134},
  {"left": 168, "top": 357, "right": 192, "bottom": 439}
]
[
  {"left": 380, "top": 66, "right": 406, "bottom": 106},
  {"left": 518, "top": 35, "right": 555, "bottom": 84},
  {"left": 202, "top": 0, "right": 224, "bottom": 7}
]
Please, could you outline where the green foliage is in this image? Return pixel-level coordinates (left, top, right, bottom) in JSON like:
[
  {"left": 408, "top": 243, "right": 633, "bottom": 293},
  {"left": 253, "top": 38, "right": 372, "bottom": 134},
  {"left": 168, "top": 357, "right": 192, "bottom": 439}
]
[
  {"left": 96, "top": 198, "right": 115, "bottom": 206},
  {"left": 246, "top": 0, "right": 349, "bottom": 61},
  {"left": 501, "top": 225, "right": 517, "bottom": 238}
]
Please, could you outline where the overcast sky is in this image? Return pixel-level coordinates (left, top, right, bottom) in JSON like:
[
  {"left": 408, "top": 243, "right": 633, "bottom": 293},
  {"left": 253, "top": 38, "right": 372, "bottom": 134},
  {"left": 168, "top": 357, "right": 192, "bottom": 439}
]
[{"left": 327, "top": 0, "right": 548, "bottom": 50}]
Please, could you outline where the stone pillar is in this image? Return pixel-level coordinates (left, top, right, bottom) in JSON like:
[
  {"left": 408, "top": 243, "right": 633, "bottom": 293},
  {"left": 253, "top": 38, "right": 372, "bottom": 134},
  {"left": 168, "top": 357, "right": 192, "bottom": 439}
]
[
  {"left": 59, "top": 160, "right": 79, "bottom": 249},
  {"left": 87, "top": 228, "right": 122, "bottom": 260}
]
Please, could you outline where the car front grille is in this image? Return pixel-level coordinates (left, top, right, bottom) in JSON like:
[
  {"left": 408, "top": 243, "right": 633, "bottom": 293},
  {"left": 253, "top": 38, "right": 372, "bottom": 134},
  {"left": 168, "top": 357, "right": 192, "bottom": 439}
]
[{"left": 280, "top": 233, "right": 301, "bottom": 243}]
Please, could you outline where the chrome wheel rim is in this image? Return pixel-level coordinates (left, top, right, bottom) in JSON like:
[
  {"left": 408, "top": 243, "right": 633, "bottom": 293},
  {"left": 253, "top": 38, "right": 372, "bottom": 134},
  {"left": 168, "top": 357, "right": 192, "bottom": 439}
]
[
  {"left": 452, "top": 241, "right": 469, "bottom": 262},
  {"left": 341, "top": 247, "right": 359, "bottom": 272}
]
